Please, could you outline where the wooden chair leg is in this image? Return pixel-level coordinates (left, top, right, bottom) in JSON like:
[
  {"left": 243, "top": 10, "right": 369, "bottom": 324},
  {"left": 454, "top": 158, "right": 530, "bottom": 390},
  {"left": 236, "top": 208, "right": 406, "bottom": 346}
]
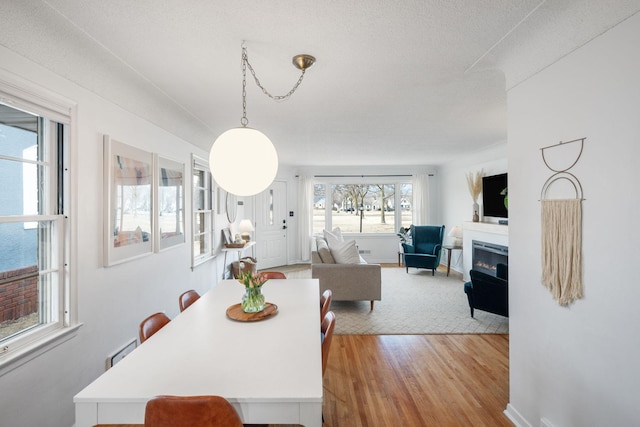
[{"left": 370, "top": 300, "right": 374, "bottom": 311}]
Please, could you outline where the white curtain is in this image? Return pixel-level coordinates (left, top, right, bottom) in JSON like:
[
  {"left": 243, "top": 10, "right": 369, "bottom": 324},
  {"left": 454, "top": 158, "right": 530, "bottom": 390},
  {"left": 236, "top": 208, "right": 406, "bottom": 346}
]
[
  {"left": 412, "top": 173, "right": 430, "bottom": 225},
  {"left": 297, "top": 175, "right": 314, "bottom": 261}
]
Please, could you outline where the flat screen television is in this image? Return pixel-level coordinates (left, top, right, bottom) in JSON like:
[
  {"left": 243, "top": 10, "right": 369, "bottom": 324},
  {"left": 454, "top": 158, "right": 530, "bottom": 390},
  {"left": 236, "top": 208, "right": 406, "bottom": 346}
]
[{"left": 482, "top": 173, "right": 508, "bottom": 219}]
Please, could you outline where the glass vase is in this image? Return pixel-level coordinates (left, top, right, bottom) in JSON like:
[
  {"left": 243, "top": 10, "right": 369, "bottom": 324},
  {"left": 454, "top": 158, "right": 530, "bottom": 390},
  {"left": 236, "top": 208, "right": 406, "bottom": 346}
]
[
  {"left": 472, "top": 202, "right": 480, "bottom": 222},
  {"left": 242, "top": 286, "right": 266, "bottom": 313}
]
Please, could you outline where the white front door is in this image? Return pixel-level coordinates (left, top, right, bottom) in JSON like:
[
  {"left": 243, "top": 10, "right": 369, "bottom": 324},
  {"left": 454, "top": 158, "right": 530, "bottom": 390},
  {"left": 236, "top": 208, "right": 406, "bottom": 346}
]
[{"left": 255, "top": 180, "right": 288, "bottom": 269}]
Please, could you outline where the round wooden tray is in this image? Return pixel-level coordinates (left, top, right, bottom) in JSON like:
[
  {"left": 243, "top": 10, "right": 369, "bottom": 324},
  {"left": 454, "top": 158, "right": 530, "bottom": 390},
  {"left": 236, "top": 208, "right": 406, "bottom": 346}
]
[{"left": 226, "top": 302, "right": 278, "bottom": 322}]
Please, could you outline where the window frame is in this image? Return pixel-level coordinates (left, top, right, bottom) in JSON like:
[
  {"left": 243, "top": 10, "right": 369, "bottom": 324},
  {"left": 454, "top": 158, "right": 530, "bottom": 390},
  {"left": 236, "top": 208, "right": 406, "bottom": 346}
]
[
  {"left": 313, "top": 178, "right": 413, "bottom": 235},
  {"left": 0, "top": 72, "right": 80, "bottom": 375},
  {"left": 191, "top": 154, "right": 216, "bottom": 268}
]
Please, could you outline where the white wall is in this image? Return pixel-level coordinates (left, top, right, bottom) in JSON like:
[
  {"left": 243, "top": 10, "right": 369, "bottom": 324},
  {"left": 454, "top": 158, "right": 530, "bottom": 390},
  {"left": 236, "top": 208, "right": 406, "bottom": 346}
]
[
  {"left": 0, "top": 46, "right": 220, "bottom": 427},
  {"left": 440, "top": 144, "right": 507, "bottom": 275},
  {"left": 505, "top": 12, "right": 640, "bottom": 427}
]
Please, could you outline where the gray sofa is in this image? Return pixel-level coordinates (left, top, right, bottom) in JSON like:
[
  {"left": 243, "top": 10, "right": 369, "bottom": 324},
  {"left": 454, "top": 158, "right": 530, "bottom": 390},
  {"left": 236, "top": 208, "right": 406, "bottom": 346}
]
[{"left": 311, "top": 251, "right": 382, "bottom": 310}]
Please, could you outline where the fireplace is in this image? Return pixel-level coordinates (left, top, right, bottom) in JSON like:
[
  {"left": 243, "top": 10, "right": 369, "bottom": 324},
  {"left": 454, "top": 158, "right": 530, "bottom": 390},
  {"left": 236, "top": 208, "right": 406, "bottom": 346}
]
[{"left": 472, "top": 240, "right": 508, "bottom": 276}]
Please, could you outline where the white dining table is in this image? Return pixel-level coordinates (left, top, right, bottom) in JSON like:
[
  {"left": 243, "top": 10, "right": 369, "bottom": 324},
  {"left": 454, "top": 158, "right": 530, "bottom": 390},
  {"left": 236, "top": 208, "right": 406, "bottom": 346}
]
[{"left": 74, "top": 278, "right": 323, "bottom": 426}]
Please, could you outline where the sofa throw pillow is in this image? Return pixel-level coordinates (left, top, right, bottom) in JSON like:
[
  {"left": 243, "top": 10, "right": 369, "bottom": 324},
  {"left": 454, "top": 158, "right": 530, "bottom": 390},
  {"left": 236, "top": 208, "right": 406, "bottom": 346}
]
[
  {"left": 323, "top": 227, "right": 344, "bottom": 247},
  {"left": 315, "top": 238, "right": 336, "bottom": 264},
  {"left": 329, "top": 239, "right": 361, "bottom": 264}
]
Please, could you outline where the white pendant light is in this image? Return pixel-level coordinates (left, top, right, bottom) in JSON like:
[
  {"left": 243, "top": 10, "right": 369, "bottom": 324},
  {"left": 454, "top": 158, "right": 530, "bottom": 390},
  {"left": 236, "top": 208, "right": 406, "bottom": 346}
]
[
  {"left": 210, "top": 127, "right": 278, "bottom": 197},
  {"left": 209, "top": 44, "right": 315, "bottom": 197}
]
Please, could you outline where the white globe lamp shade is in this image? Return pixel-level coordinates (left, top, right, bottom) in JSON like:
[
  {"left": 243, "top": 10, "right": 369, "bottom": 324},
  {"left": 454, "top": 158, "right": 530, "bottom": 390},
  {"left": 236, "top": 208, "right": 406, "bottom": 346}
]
[{"left": 209, "top": 127, "right": 278, "bottom": 197}]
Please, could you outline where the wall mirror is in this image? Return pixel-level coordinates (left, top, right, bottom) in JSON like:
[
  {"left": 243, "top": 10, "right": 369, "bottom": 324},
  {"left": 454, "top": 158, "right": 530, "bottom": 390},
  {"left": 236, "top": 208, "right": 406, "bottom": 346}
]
[{"left": 226, "top": 192, "right": 237, "bottom": 223}]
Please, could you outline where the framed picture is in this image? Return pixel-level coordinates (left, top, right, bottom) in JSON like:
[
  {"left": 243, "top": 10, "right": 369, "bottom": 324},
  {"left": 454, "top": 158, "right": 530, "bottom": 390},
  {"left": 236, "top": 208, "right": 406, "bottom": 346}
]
[
  {"left": 222, "top": 228, "right": 233, "bottom": 246},
  {"left": 104, "top": 135, "right": 154, "bottom": 266},
  {"left": 155, "top": 155, "right": 185, "bottom": 252}
]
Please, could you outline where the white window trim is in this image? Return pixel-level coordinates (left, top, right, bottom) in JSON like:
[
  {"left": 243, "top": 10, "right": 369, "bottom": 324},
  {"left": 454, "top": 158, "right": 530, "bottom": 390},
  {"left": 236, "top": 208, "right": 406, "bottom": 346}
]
[
  {"left": 191, "top": 154, "right": 216, "bottom": 268},
  {"left": 0, "top": 323, "right": 82, "bottom": 377},
  {"left": 0, "top": 70, "right": 81, "bottom": 375}
]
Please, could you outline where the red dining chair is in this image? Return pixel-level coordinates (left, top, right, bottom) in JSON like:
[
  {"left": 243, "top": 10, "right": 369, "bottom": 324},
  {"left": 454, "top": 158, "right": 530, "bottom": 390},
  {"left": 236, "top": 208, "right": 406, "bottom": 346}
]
[
  {"left": 260, "top": 271, "right": 287, "bottom": 279},
  {"left": 321, "top": 311, "right": 336, "bottom": 376},
  {"left": 139, "top": 312, "right": 170, "bottom": 343},
  {"left": 320, "top": 289, "right": 332, "bottom": 321},
  {"left": 145, "top": 395, "right": 243, "bottom": 427},
  {"left": 179, "top": 289, "right": 201, "bottom": 312}
]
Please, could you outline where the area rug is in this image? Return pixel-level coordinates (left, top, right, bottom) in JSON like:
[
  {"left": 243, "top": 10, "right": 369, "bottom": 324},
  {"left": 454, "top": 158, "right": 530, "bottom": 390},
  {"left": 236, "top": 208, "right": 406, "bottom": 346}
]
[{"left": 284, "top": 266, "right": 509, "bottom": 335}]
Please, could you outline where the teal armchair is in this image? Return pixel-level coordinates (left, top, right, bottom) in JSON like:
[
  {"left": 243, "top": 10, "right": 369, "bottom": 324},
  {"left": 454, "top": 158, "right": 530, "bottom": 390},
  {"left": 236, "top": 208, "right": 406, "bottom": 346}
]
[{"left": 402, "top": 225, "right": 445, "bottom": 276}]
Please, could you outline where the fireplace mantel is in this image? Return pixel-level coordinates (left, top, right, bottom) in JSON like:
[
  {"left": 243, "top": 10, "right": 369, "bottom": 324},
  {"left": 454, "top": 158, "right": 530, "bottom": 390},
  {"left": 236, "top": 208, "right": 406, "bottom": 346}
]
[
  {"left": 463, "top": 221, "right": 508, "bottom": 235},
  {"left": 462, "top": 222, "right": 509, "bottom": 281}
]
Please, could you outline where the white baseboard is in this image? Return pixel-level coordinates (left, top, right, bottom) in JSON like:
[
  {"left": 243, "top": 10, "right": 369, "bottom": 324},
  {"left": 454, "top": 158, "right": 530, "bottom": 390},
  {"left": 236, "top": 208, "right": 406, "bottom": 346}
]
[
  {"left": 540, "top": 417, "right": 556, "bottom": 427},
  {"left": 504, "top": 403, "right": 533, "bottom": 427}
]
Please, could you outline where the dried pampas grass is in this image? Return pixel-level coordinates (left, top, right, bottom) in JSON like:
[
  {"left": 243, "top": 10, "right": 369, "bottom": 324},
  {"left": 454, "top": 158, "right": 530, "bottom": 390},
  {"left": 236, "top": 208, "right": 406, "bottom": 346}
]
[{"left": 466, "top": 169, "right": 484, "bottom": 203}]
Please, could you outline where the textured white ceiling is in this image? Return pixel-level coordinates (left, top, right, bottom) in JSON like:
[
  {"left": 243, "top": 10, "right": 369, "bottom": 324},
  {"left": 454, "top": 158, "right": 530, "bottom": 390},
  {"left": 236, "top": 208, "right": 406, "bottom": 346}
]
[{"left": 1, "top": 1, "right": 639, "bottom": 166}]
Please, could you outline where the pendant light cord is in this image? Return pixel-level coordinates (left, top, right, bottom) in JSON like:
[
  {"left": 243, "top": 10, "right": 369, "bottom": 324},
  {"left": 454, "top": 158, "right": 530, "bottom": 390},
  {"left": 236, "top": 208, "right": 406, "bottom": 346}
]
[
  {"left": 241, "top": 47, "right": 249, "bottom": 127},
  {"left": 240, "top": 45, "right": 309, "bottom": 127}
]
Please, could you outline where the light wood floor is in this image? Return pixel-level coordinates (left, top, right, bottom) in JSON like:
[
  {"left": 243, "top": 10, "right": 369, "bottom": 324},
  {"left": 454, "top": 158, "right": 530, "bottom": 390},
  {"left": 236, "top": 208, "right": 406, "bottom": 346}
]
[
  {"left": 326, "top": 334, "right": 511, "bottom": 426},
  {"left": 273, "top": 334, "right": 511, "bottom": 427}
]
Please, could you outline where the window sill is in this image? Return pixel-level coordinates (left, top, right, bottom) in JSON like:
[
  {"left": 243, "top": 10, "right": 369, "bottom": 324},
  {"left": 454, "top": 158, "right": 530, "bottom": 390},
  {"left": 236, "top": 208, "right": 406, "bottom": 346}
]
[
  {"left": 340, "top": 232, "right": 397, "bottom": 238},
  {"left": 191, "top": 253, "right": 217, "bottom": 270},
  {"left": 0, "top": 323, "right": 83, "bottom": 377}
]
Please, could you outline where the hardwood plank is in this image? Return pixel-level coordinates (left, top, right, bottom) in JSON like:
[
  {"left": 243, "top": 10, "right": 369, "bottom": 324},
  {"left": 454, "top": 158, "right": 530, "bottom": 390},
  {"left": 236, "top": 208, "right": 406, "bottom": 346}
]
[
  {"left": 270, "top": 334, "right": 510, "bottom": 427},
  {"left": 324, "top": 334, "right": 510, "bottom": 427}
]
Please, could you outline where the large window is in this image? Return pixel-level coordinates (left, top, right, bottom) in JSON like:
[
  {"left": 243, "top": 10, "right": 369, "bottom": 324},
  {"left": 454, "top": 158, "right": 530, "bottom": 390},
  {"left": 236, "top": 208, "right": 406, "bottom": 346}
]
[
  {"left": 191, "top": 155, "right": 215, "bottom": 267},
  {"left": 0, "top": 101, "right": 69, "bottom": 359},
  {"left": 313, "top": 182, "right": 413, "bottom": 234}
]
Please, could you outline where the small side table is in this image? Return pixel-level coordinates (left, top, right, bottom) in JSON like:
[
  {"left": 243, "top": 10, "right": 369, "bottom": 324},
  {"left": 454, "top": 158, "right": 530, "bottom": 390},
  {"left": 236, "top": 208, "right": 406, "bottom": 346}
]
[
  {"left": 398, "top": 242, "right": 405, "bottom": 266},
  {"left": 442, "top": 245, "right": 462, "bottom": 277},
  {"left": 221, "top": 241, "right": 256, "bottom": 279}
]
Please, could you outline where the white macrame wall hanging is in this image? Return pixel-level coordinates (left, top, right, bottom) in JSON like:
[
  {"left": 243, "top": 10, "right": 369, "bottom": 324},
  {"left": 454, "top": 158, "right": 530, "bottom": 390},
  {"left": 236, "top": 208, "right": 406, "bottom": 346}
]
[{"left": 539, "top": 138, "right": 585, "bottom": 306}]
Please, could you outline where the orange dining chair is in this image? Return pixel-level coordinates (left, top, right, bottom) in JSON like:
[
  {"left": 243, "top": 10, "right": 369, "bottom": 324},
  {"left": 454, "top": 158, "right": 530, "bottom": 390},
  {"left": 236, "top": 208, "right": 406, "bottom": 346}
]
[
  {"left": 178, "top": 289, "right": 201, "bottom": 312},
  {"left": 144, "top": 395, "right": 243, "bottom": 427},
  {"left": 92, "top": 424, "right": 142, "bottom": 426},
  {"left": 259, "top": 271, "right": 287, "bottom": 279},
  {"left": 320, "top": 289, "right": 332, "bottom": 321},
  {"left": 139, "top": 312, "right": 170, "bottom": 343},
  {"left": 321, "top": 311, "right": 336, "bottom": 376}
]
